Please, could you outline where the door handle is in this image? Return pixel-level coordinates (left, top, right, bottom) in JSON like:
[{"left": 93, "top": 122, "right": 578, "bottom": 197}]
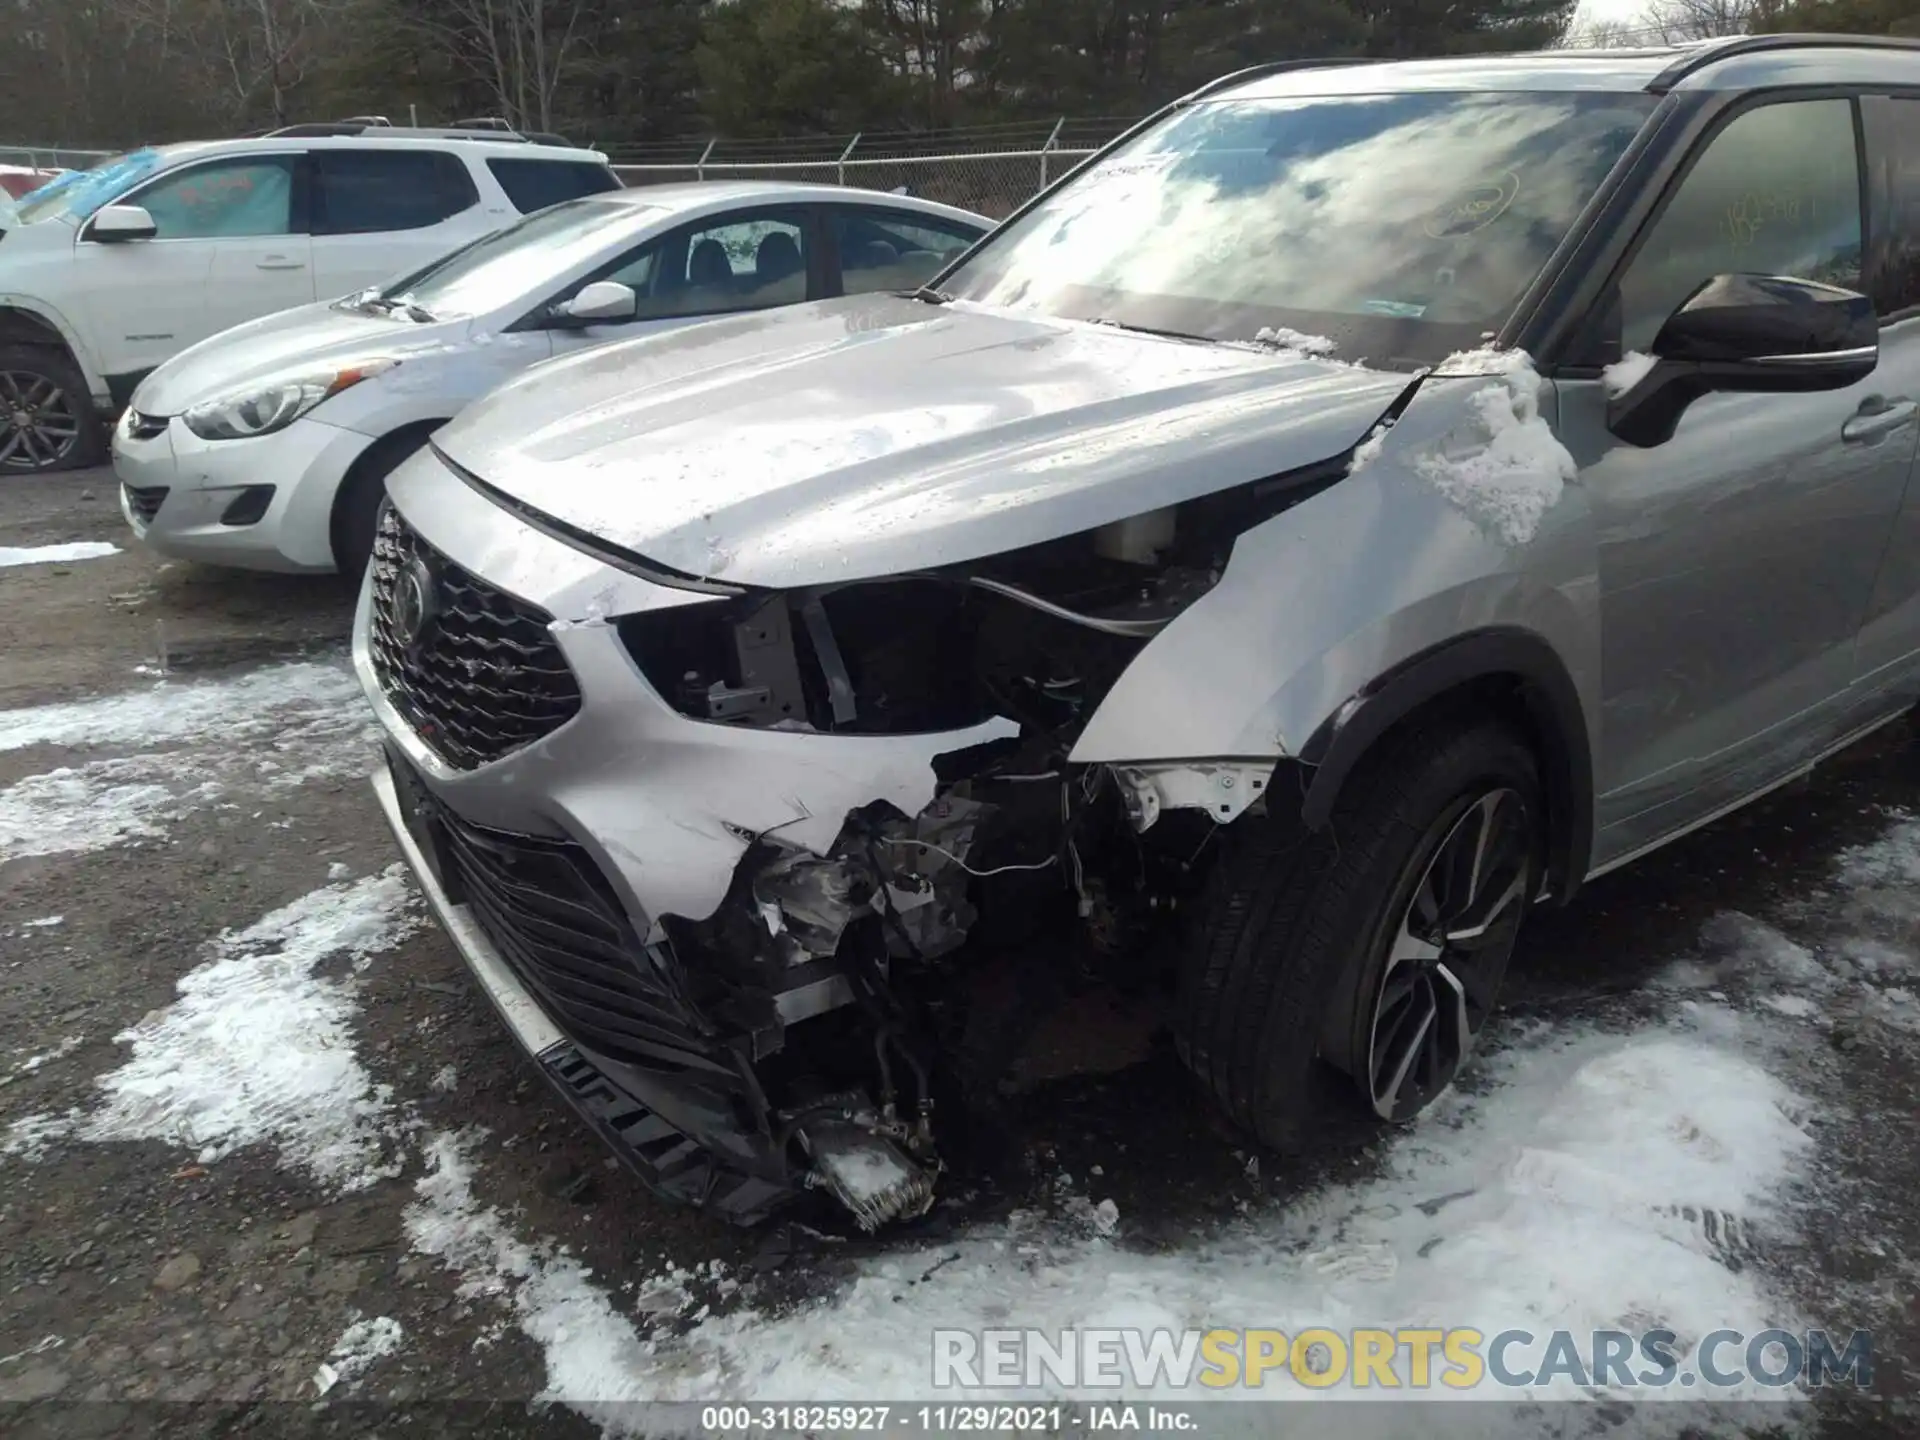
[
  {"left": 255, "top": 256, "right": 306, "bottom": 271},
  {"left": 1842, "top": 397, "right": 1917, "bottom": 445}
]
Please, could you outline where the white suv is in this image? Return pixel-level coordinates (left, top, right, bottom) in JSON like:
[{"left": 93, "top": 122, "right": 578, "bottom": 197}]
[{"left": 0, "top": 125, "right": 617, "bottom": 473}]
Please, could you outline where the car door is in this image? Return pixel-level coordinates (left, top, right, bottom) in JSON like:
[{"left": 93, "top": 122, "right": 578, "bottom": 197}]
[
  {"left": 1846, "top": 93, "right": 1920, "bottom": 691},
  {"left": 544, "top": 204, "right": 823, "bottom": 359},
  {"left": 309, "top": 148, "right": 485, "bottom": 299},
  {"left": 71, "top": 153, "right": 312, "bottom": 391},
  {"left": 823, "top": 203, "right": 986, "bottom": 298},
  {"left": 1552, "top": 95, "right": 1915, "bottom": 862}
]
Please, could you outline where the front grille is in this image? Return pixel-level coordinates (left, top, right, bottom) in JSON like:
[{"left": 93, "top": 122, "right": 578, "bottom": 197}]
[
  {"left": 123, "top": 483, "right": 168, "bottom": 524},
  {"left": 125, "top": 411, "right": 168, "bottom": 441},
  {"left": 428, "top": 795, "right": 718, "bottom": 1070},
  {"left": 368, "top": 504, "right": 581, "bottom": 769}
]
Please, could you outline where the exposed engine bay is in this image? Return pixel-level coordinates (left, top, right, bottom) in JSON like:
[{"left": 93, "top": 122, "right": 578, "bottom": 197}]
[{"left": 618, "top": 480, "right": 1332, "bottom": 1228}]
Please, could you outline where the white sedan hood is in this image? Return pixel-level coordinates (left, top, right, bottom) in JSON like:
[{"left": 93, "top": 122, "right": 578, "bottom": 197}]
[{"left": 132, "top": 301, "right": 471, "bottom": 416}]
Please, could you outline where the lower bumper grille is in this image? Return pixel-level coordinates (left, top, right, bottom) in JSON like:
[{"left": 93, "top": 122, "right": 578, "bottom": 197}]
[
  {"left": 426, "top": 793, "right": 719, "bottom": 1072},
  {"left": 123, "top": 483, "right": 168, "bottom": 524}
]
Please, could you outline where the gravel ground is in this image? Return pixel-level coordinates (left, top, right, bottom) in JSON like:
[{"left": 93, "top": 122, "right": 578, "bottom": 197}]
[{"left": 1, "top": 468, "right": 1915, "bottom": 1437}]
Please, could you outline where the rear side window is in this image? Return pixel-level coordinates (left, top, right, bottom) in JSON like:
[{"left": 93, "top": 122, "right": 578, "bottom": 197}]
[
  {"left": 831, "top": 206, "right": 984, "bottom": 296},
  {"left": 1865, "top": 96, "right": 1920, "bottom": 320},
  {"left": 487, "top": 158, "right": 619, "bottom": 214},
  {"left": 312, "top": 150, "right": 478, "bottom": 235}
]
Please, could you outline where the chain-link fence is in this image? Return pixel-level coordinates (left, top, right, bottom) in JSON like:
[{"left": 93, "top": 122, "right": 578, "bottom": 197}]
[
  {"left": 0, "top": 145, "right": 115, "bottom": 171},
  {"left": 607, "top": 118, "right": 1140, "bottom": 219},
  {"left": 0, "top": 119, "right": 1143, "bottom": 218}
]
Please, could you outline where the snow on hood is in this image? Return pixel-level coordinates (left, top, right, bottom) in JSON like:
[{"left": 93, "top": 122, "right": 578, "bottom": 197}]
[
  {"left": 430, "top": 294, "right": 1413, "bottom": 589},
  {"left": 131, "top": 300, "right": 470, "bottom": 416}
]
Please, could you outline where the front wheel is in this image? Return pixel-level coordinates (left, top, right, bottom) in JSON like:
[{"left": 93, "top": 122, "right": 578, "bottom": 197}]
[
  {"left": 0, "top": 345, "right": 103, "bottom": 474},
  {"left": 1175, "top": 712, "right": 1543, "bottom": 1151},
  {"left": 331, "top": 428, "right": 434, "bottom": 576}
]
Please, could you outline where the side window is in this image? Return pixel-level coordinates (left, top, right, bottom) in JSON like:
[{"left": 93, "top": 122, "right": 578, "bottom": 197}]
[
  {"left": 634, "top": 209, "right": 811, "bottom": 319},
  {"left": 487, "top": 159, "right": 619, "bottom": 214},
  {"left": 1617, "top": 99, "right": 1863, "bottom": 353},
  {"left": 1864, "top": 96, "right": 1920, "bottom": 320},
  {"left": 832, "top": 207, "right": 983, "bottom": 296},
  {"left": 313, "top": 150, "right": 477, "bottom": 235},
  {"left": 124, "top": 158, "right": 296, "bottom": 239}
]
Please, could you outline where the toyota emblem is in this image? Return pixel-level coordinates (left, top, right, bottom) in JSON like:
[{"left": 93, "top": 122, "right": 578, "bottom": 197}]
[{"left": 393, "top": 555, "right": 440, "bottom": 651}]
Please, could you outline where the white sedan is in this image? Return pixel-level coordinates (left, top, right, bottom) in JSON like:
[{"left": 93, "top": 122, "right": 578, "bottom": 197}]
[{"left": 112, "top": 181, "right": 989, "bottom": 573}]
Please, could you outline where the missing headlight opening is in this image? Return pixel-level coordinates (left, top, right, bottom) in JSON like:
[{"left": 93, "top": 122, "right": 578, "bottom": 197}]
[{"left": 620, "top": 480, "right": 1333, "bottom": 1230}]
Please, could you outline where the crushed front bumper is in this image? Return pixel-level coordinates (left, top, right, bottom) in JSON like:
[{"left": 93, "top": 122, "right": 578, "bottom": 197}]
[{"left": 371, "top": 755, "right": 794, "bottom": 1223}]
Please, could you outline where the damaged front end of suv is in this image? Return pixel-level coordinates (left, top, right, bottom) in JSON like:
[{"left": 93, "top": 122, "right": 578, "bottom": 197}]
[
  {"left": 354, "top": 331, "right": 1421, "bottom": 1229},
  {"left": 356, "top": 68, "right": 1641, "bottom": 1229}
]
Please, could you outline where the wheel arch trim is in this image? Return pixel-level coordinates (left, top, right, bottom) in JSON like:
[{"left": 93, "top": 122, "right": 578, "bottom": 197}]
[
  {"left": 1296, "top": 626, "right": 1594, "bottom": 904},
  {"left": 0, "top": 297, "right": 105, "bottom": 401}
]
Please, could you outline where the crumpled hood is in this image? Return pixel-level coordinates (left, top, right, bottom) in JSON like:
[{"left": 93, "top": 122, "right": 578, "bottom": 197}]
[
  {"left": 133, "top": 301, "right": 470, "bottom": 416},
  {"left": 434, "top": 294, "right": 1413, "bottom": 589}
]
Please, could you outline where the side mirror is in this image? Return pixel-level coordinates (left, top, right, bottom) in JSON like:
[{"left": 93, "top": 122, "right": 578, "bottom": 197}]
[
  {"left": 1608, "top": 274, "right": 1878, "bottom": 447},
  {"left": 89, "top": 204, "right": 158, "bottom": 243},
  {"left": 550, "top": 280, "right": 636, "bottom": 325}
]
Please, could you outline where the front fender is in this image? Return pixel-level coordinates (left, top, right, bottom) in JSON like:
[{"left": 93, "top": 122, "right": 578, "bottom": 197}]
[{"left": 1069, "top": 372, "right": 1602, "bottom": 882}]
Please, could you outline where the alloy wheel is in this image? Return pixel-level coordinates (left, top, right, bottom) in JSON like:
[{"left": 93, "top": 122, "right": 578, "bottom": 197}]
[
  {"left": 1364, "top": 786, "right": 1533, "bottom": 1122},
  {"left": 0, "top": 369, "right": 81, "bottom": 471}
]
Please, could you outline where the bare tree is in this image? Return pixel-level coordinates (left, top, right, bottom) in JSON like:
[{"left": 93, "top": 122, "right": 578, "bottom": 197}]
[
  {"left": 1649, "top": 0, "right": 1764, "bottom": 39},
  {"left": 405, "top": 0, "right": 589, "bottom": 132}
]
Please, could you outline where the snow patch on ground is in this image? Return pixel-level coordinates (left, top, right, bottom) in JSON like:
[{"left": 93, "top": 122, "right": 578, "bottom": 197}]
[
  {"left": 19, "top": 870, "right": 422, "bottom": 1188},
  {"left": 4, "top": 1035, "right": 83, "bottom": 1082},
  {"left": 1602, "top": 351, "right": 1659, "bottom": 398},
  {"left": 0, "top": 659, "right": 367, "bottom": 754},
  {"left": 1414, "top": 350, "right": 1577, "bottom": 547},
  {"left": 0, "top": 541, "right": 120, "bottom": 568},
  {"left": 324, "top": 1315, "right": 405, "bottom": 1384},
  {"left": 0, "top": 659, "right": 375, "bottom": 861},
  {"left": 400, "top": 1017, "right": 1808, "bottom": 1429},
  {"left": 0, "top": 759, "right": 218, "bottom": 861},
  {"left": 23, "top": 915, "right": 64, "bottom": 928},
  {"left": 405, "top": 1132, "right": 663, "bottom": 1407}
]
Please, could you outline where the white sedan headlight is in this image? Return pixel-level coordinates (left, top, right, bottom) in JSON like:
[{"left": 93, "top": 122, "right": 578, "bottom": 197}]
[{"left": 182, "top": 359, "right": 400, "bottom": 441}]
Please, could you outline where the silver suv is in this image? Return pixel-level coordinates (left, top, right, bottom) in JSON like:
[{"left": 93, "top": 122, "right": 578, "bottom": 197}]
[{"left": 357, "top": 36, "right": 1920, "bottom": 1230}]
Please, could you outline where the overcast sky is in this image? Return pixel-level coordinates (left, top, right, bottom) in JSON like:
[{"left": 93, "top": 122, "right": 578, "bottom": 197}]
[{"left": 1573, "top": 0, "right": 1659, "bottom": 28}]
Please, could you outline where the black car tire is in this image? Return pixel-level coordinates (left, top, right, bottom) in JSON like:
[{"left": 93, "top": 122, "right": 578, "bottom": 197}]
[
  {"left": 331, "top": 428, "right": 434, "bottom": 576},
  {"left": 0, "top": 344, "right": 104, "bottom": 473},
  {"left": 1175, "top": 710, "right": 1542, "bottom": 1152}
]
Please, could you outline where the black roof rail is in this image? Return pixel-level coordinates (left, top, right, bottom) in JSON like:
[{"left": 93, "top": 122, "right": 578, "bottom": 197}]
[
  {"left": 265, "top": 122, "right": 372, "bottom": 137},
  {"left": 1183, "top": 56, "right": 1373, "bottom": 104},
  {"left": 451, "top": 116, "right": 517, "bottom": 132},
  {"left": 1648, "top": 32, "right": 1920, "bottom": 92}
]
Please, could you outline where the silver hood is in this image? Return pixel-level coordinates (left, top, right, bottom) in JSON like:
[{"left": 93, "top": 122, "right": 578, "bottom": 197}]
[
  {"left": 432, "top": 294, "right": 1413, "bottom": 589},
  {"left": 132, "top": 300, "right": 470, "bottom": 416}
]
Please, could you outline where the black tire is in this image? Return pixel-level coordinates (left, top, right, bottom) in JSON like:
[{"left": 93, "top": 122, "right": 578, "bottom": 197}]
[
  {"left": 0, "top": 344, "right": 103, "bottom": 474},
  {"left": 1175, "top": 710, "right": 1543, "bottom": 1153},
  {"left": 330, "top": 428, "right": 435, "bottom": 576}
]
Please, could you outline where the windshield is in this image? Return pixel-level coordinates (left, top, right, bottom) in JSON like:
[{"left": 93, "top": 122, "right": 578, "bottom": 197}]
[
  {"left": 941, "top": 91, "right": 1656, "bottom": 369},
  {"left": 368, "top": 197, "right": 662, "bottom": 318},
  {"left": 15, "top": 148, "right": 166, "bottom": 225}
]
